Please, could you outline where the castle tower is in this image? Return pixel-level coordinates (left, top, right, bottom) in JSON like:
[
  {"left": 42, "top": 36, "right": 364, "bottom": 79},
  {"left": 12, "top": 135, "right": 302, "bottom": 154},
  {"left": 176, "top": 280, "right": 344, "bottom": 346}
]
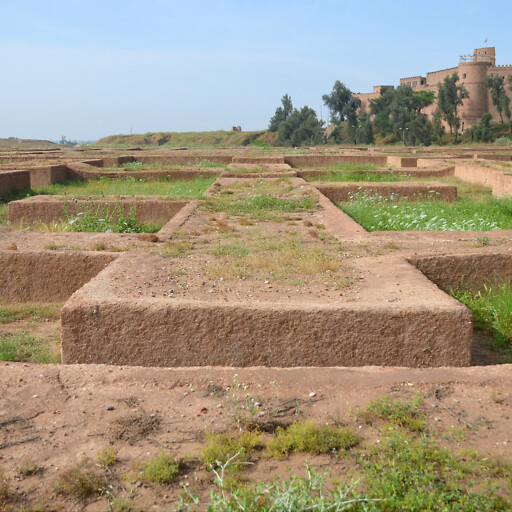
[
  {"left": 473, "top": 47, "right": 496, "bottom": 65},
  {"left": 458, "top": 58, "right": 491, "bottom": 125}
]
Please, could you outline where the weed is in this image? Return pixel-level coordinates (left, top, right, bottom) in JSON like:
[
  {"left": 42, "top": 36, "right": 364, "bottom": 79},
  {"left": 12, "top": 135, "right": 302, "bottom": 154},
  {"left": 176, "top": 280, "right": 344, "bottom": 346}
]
[
  {"left": 358, "top": 432, "right": 512, "bottom": 511},
  {"left": 108, "top": 497, "right": 133, "bottom": 512},
  {"left": 357, "top": 394, "right": 426, "bottom": 432},
  {"left": 307, "top": 170, "right": 412, "bottom": 182},
  {"left": 475, "top": 234, "right": 491, "bottom": 246},
  {"left": 139, "top": 452, "right": 180, "bottom": 484},
  {"left": 490, "top": 390, "right": 507, "bottom": 403},
  {"left": 266, "top": 421, "right": 360, "bottom": 458},
  {"left": 224, "top": 374, "right": 261, "bottom": 426},
  {"left": 200, "top": 430, "right": 261, "bottom": 470},
  {"left": 54, "top": 462, "right": 107, "bottom": 500},
  {"left": 17, "top": 460, "right": 41, "bottom": 476},
  {"left": 6, "top": 242, "right": 17, "bottom": 250},
  {"left": 0, "top": 333, "right": 60, "bottom": 363},
  {"left": 160, "top": 240, "right": 194, "bottom": 258},
  {"left": 383, "top": 241, "right": 400, "bottom": 251},
  {"left": 45, "top": 242, "right": 66, "bottom": 250},
  {"left": 97, "top": 446, "right": 118, "bottom": 467},
  {"left": 180, "top": 458, "right": 372, "bottom": 512},
  {"left": 91, "top": 242, "right": 108, "bottom": 251}
]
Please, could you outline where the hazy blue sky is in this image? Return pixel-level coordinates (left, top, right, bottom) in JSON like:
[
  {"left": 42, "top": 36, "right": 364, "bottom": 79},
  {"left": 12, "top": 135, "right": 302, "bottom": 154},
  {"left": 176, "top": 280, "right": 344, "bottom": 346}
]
[{"left": 1, "top": 0, "right": 511, "bottom": 141}]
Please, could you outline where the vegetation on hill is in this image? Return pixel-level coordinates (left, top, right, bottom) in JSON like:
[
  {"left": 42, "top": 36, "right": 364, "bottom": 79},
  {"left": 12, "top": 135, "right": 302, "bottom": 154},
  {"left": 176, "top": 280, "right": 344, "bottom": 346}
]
[{"left": 96, "top": 130, "right": 276, "bottom": 148}]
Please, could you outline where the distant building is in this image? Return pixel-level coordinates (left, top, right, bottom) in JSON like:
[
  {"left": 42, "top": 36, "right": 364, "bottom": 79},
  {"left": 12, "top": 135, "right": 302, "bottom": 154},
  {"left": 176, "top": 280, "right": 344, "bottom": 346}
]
[
  {"left": 355, "top": 47, "right": 512, "bottom": 130},
  {"left": 230, "top": 126, "right": 242, "bottom": 132}
]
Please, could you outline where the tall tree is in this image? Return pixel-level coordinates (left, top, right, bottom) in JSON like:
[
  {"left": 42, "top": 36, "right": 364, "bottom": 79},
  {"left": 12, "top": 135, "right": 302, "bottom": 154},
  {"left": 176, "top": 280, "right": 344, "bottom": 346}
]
[
  {"left": 278, "top": 105, "right": 323, "bottom": 147},
  {"left": 269, "top": 94, "right": 293, "bottom": 132},
  {"left": 485, "top": 74, "right": 510, "bottom": 123},
  {"left": 437, "top": 73, "right": 469, "bottom": 141},
  {"left": 322, "top": 81, "right": 353, "bottom": 124},
  {"left": 343, "top": 97, "right": 361, "bottom": 144}
]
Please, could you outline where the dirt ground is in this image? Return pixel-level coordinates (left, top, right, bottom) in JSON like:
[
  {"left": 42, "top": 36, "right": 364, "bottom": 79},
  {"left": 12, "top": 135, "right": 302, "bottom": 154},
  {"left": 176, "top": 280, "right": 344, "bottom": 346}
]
[{"left": 1, "top": 362, "right": 512, "bottom": 511}]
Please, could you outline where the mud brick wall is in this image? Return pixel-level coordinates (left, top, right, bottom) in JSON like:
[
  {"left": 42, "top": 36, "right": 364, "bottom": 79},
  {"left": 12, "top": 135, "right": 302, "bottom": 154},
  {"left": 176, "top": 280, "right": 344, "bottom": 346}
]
[
  {"left": 284, "top": 155, "right": 388, "bottom": 168},
  {"left": 0, "top": 170, "right": 30, "bottom": 196},
  {"left": 232, "top": 156, "right": 285, "bottom": 164},
  {"left": 137, "top": 155, "right": 233, "bottom": 165},
  {"left": 410, "top": 253, "right": 512, "bottom": 294},
  {"left": 315, "top": 182, "right": 457, "bottom": 202},
  {"left": 8, "top": 197, "right": 189, "bottom": 224},
  {"left": 0, "top": 251, "right": 117, "bottom": 302},
  {"left": 29, "top": 165, "right": 69, "bottom": 188},
  {"left": 453, "top": 164, "right": 512, "bottom": 197}
]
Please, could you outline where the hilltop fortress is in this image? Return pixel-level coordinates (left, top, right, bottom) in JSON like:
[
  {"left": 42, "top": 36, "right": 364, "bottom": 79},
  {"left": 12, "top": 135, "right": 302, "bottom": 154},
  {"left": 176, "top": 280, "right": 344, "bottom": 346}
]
[{"left": 356, "top": 47, "right": 512, "bottom": 130}]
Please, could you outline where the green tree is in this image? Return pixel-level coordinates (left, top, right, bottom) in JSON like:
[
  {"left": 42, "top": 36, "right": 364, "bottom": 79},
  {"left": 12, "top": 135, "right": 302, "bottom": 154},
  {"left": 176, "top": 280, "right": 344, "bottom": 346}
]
[
  {"left": 369, "top": 87, "right": 395, "bottom": 137},
  {"left": 269, "top": 94, "right": 293, "bottom": 132},
  {"left": 468, "top": 112, "right": 493, "bottom": 142},
  {"left": 484, "top": 74, "right": 510, "bottom": 124},
  {"left": 356, "top": 112, "right": 374, "bottom": 145},
  {"left": 322, "top": 81, "right": 353, "bottom": 124},
  {"left": 278, "top": 106, "right": 323, "bottom": 146},
  {"left": 437, "top": 73, "right": 469, "bottom": 141},
  {"left": 343, "top": 97, "right": 361, "bottom": 144}
]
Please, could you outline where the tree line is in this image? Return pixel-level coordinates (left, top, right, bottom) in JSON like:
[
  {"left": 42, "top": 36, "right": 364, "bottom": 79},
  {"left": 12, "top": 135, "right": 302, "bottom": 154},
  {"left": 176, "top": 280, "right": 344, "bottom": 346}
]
[{"left": 268, "top": 73, "right": 512, "bottom": 146}]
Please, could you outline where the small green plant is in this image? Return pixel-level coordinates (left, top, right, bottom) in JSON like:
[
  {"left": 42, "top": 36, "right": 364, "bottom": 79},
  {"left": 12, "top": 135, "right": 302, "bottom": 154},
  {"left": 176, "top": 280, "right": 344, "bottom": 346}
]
[
  {"left": 475, "top": 234, "right": 491, "bottom": 246},
  {"left": 6, "top": 242, "right": 17, "bottom": 250},
  {"left": 139, "top": 452, "right": 180, "bottom": 484},
  {"left": 224, "top": 374, "right": 261, "bottom": 426},
  {"left": 45, "top": 242, "right": 66, "bottom": 250},
  {"left": 0, "top": 303, "right": 60, "bottom": 324},
  {"left": 180, "top": 458, "right": 373, "bottom": 512},
  {"left": 17, "top": 460, "right": 41, "bottom": 476},
  {"left": 97, "top": 446, "right": 118, "bottom": 467},
  {"left": 54, "top": 462, "right": 108, "bottom": 499},
  {"left": 357, "top": 394, "right": 426, "bottom": 432},
  {"left": 200, "top": 430, "right": 261, "bottom": 470},
  {"left": 266, "top": 421, "right": 360, "bottom": 458}
]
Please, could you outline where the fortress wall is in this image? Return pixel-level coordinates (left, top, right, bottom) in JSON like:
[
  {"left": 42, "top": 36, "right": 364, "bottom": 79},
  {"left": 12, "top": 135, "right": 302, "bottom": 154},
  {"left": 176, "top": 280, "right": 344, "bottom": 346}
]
[
  {"left": 458, "top": 61, "right": 491, "bottom": 122},
  {"left": 426, "top": 66, "right": 458, "bottom": 87},
  {"left": 0, "top": 170, "right": 31, "bottom": 197}
]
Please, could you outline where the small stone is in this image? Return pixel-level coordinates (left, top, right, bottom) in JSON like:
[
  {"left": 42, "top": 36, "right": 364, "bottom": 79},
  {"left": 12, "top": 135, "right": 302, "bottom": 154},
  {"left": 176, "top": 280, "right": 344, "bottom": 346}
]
[
  {"left": 434, "top": 417, "right": 441, "bottom": 422},
  {"left": 33, "top": 395, "right": 39, "bottom": 398},
  {"left": 107, "top": 406, "right": 114, "bottom": 411},
  {"left": 309, "top": 392, "right": 316, "bottom": 398}
]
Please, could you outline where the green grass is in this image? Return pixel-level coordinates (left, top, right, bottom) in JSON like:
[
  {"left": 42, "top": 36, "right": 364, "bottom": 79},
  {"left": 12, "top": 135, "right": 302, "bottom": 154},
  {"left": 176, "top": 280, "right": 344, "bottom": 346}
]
[
  {"left": 0, "top": 203, "right": 7, "bottom": 223},
  {"left": 32, "top": 176, "right": 215, "bottom": 199},
  {"left": 54, "top": 462, "right": 108, "bottom": 500},
  {"left": 302, "top": 163, "right": 382, "bottom": 171},
  {"left": 104, "top": 160, "right": 226, "bottom": 171},
  {"left": 200, "top": 430, "right": 261, "bottom": 470},
  {"left": 452, "top": 281, "right": 512, "bottom": 354},
  {"left": 139, "top": 452, "right": 180, "bottom": 484},
  {"left": 340, "top": 193, "right": 512, "bottom": 231},
  {"left": 307, "top": 170, "right": 413, "bottom": 182},
  {"left": 0, "top": 333, "right": 60, "bottom": 364},
  {"left": 356, "top": 394, "right": 426, "bottom": 432},
  {"left": 0, "top": 303, "right": 61, "bottom": 324},
  {"left": 266, "top": 421, "right": 360, "bottom": 458},
  {"left": 182, "top": 432, "right": 512, "bottom": 512}
]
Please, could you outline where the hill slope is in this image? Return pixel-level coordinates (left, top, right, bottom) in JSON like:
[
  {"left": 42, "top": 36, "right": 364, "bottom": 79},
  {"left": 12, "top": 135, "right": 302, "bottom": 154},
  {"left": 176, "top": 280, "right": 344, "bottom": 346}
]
[{"left": 96, "top": 130, "right": 277, "bottom": 147}]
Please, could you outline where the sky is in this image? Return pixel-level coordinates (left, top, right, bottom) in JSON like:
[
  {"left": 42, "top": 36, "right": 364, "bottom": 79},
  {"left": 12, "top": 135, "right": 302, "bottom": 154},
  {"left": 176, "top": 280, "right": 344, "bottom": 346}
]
[{"left": 1, "top": 0, "right": 512, "bottom": 141}]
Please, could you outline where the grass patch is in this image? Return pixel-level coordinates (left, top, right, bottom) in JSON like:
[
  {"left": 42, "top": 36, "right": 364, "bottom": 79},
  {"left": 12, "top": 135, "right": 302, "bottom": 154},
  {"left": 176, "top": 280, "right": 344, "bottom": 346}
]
[
  {"left": 105, "top": 160, "right": 225, "bottom": 171},
  {"left": 200, "top": 430, "right": 261, "bottom": 470},
  {"left": 206, "top": 230, "right": 344, "bottom": 285},
  {"left": 33, "top": 176, "right": 215, "bottom": 199},
  {"left": 266, "top": 421, "right": 360, "bottom": 458},
  {"left": 202, "top": 179, "right": 317, "bottom": 221},
  {"left": 0, "top": 203, "right": 7, "bottom": 224},
  {"left": 356, "top": 394, "right": 426, "bottom": 432},
  {"left": 97, "top": 446, "right": 118, "bottom": 468},
  {"left": 0, "top": 333, "right": 60, "bottom": 364},
  {"left": 139, "top": 452, "right": 180, "bottom": 484},
  {"left": 340, "top": 192, "right": 512, "bottom": 231},
  {"left": 54, "top": 462, "right": 107, "bottom": 500},
  {"left": 452, "top": 281, "right": 512, "bottom": 354},
  {"left": 0, "top": 302, "right": 60, "bottom": 324}
]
